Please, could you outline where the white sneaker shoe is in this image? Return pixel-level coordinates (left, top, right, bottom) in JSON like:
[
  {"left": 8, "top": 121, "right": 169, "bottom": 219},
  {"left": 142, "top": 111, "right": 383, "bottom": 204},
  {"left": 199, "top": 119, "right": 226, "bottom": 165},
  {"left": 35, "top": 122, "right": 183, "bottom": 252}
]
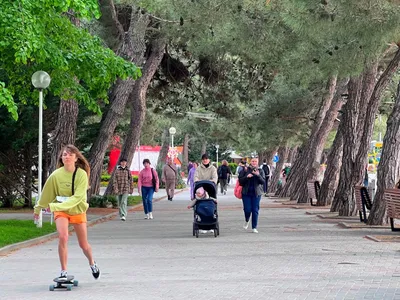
[
  {"left": 243, "top": 221, "right": 250, "bottom": 230},
  {"left": 144, "top": 214, "right": 149, "bottom": 219},
  {"left": 149, "top": 212, "right": 153, "bottom": 219},
  {"left": 199, "top": 230, "right": 208, "bottom": 234},
  {"left": 120, "top": 216, "right": 126, "bottom": 221},
  {"left": 252, "top": 228, "right": 258, "bottom": 233}
]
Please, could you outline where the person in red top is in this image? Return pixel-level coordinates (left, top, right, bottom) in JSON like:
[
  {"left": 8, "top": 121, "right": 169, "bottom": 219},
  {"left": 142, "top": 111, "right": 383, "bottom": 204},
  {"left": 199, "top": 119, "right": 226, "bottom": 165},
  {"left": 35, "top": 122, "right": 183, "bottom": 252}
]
[{"left": 138, "top": 159, "right": 159, "bottom": 219}]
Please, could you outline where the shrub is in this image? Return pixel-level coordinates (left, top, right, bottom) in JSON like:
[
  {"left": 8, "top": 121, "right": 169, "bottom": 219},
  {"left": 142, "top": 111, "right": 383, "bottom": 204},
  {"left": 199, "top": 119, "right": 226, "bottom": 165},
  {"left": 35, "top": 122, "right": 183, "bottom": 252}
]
[
  {"left": 229, "top": 163, "right": 238, "bottom": 174},
  {"left": 89, "top": 195, "right": 117, "bottom": 208}
]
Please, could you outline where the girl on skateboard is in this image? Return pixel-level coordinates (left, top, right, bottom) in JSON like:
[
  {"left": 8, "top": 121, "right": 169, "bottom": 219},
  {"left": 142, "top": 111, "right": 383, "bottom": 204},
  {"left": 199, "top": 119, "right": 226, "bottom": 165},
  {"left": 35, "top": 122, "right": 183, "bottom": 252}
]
[{"left": 34, "top": 144, "right": 100, "bottom": 281}]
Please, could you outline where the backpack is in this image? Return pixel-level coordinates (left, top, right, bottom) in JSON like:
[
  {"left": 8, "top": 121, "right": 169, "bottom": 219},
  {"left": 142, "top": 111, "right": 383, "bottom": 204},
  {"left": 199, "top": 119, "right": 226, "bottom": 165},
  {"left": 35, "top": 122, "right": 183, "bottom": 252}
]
[
  {"left": 234, "top": 180, "right": 243, "bottom": 199},
  {"left": 262, "top": 164, "right": 270, "bottom": 177}
]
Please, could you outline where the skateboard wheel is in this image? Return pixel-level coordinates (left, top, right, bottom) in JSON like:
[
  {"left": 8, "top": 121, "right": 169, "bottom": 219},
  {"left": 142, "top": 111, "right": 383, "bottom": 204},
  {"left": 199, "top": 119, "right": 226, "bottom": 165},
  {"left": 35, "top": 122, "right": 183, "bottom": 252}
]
[
  {"left": 73, "top": 280, "right": 78, "bottom": 287},
  {"left": 67, "top": 285, "right": 72, "bottom": 291},
  {"left": 49, "top": 285, "right": 55, "bottom": 291}
]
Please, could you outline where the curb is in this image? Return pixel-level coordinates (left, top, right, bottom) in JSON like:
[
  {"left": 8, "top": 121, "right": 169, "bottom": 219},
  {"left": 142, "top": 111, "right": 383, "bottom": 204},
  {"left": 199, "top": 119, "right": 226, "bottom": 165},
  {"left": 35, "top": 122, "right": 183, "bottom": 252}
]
[{"left": 0, "top": 189, "right": 187, "bottom": 256}]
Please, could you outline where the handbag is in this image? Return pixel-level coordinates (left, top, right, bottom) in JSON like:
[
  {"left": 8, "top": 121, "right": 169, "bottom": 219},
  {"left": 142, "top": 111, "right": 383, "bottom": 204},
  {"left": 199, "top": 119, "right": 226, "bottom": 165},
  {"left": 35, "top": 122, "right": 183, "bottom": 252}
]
[
  {"left": 234, "top": 180, "right": 243, "bottom": 199},
  {"left": 151, "top": 168, "right": 157, "bottom": 189}
]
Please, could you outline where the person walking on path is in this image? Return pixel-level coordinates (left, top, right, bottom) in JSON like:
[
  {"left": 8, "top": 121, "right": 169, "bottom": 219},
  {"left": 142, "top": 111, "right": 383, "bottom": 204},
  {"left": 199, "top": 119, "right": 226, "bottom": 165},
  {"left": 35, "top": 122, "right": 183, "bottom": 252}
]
[
  {"left": 217, "top": 160, "right": 231, "bottom": 195},
  {"left": 138, "top": 159, "right": 159, "bottom": 219},
  {"left": 162, "top": 157, "right": 177, "bottom": 201},
  {"left": 33, "top": 144, "right": 101, "bottom": 281},
  {"left": 187, "top": 162, "right": 198, "bottom": 200},
  {"left": 194, "top": 153, "right": 218, "bottom": 184},
  {"left": 261, "top": 159, "right": 271, "bottom": 196},
  {"left": 238, "top": 157, "right": 265, "bottom": 233},
  {"left": 112, "top": 158, "right": 133, "bottom": 221}
]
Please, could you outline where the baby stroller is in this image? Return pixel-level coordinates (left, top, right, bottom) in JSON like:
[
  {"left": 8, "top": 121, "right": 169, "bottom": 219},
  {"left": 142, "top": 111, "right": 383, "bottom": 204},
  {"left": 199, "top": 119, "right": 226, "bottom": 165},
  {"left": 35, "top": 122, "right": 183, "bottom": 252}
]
[{"left": 192, "top": 180, "right": 220, "bottom": 238}]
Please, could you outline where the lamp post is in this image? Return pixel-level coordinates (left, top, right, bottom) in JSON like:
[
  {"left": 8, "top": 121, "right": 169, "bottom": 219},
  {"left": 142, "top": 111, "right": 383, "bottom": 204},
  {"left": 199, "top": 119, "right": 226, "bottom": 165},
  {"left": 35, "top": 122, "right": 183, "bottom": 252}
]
[
  {"left": 32, "top": 71, "right": 51, "bottom": 228},
  {"left": 169, "top": 127, "right": 176, "bottom": 149},
  {"left": 215, "top": 144, "right": 219, "bottom": 167}
]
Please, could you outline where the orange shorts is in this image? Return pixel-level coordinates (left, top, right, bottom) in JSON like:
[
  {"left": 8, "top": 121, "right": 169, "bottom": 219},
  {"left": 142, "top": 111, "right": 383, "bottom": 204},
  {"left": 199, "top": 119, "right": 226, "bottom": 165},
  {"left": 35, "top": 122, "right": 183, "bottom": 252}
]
[{"left": 54, "top": 212, "right": 87, "bottom": 224}]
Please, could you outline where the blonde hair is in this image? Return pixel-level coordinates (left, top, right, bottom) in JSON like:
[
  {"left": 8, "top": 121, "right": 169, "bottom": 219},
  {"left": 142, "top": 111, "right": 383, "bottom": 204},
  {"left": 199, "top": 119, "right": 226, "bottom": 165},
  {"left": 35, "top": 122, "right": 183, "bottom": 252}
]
[
  {"left": 57, "top": 144, "right": 91, "bottom": 181},
  {"left": 222, "top": 160, "right": 228, "bottom": 166}
]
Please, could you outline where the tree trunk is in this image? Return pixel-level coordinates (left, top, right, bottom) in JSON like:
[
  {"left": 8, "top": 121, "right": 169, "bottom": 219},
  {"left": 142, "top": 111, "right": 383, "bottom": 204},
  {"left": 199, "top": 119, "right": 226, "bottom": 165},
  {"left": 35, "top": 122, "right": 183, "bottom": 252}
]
[
  {"left": 280, "top": 76, "right": 337, "bottom": 199},
  {"left": 201, "top": 142, "right": 207, "bottom": 155},
  {"left": 288, "top": 147, "right": 298, "bottom": 164},
  {"left": 23, "top": 145, "right": 33, "bottom": 207},
  {"left": 336, "top": 49, "right": 400, "bottom": 216},
  {"left": 49, "top": 100, "right": 79, "bottom": 173},
  {"left": 319, "top": 129, "right": 344, "bottom": 207},
  {"left": 157, "top": 128, "right": 169, "bottom": 166},
  {"left": 88, "top": 4, "right": 150, "bottom": 197},
  {"left": 332, "top": 76, "right": 363, "bottom": 215},
  {"left": 368, "top": 81, "right": 400, "bottom": 225},
  {"left": 294, "top": 78, "right": 347, "bottom": 203},
  {"left": 269, "top": 146, "right": 289, "bottom": 193},
  {"left": 105, "top": 38, "right": 166, "bottom": 195},
  {"left": 182, "top": 133, "right": 189, "bottom": 174}
]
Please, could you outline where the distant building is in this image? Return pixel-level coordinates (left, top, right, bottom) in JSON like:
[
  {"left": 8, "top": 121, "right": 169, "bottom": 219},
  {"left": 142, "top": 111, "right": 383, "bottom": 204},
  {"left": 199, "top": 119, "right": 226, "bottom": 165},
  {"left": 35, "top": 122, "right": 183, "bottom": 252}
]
[{"left": 109, "top": 145, "right": 183, "bottom": 175}]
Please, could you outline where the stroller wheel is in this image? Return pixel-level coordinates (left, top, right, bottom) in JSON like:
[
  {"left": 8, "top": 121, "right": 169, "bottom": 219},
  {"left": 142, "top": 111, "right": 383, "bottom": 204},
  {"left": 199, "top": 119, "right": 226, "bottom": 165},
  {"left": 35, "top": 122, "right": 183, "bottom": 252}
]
[
  {"left": 192, "top": 224, "right": 195, "bottom": 236},
  {"left": 195, "top": 230, "right": 199, "bottom": 238},
  {"left": 214, "top": 229, "right": 217, "bottom": 238}
]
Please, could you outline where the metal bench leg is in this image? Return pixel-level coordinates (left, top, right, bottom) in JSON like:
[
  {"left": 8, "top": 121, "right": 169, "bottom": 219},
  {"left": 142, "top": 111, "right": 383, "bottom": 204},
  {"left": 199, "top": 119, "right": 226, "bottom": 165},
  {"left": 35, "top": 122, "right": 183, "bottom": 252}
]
[
  {"left": 362, "top": 204, "right": 368, "bottom": 224},
  {"left": 390, "top": 218, "right": 400, "bottom": 232},
  {"left": 359, "top": 211, "right": 363, "bottom": 223}
]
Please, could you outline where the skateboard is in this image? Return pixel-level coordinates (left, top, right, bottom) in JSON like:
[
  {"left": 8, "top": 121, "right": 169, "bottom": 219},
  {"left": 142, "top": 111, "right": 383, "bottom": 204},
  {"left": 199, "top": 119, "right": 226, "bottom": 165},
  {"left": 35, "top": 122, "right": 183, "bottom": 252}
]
[{"left": 49, "top": 275, "right": 78, "bottom": 291}]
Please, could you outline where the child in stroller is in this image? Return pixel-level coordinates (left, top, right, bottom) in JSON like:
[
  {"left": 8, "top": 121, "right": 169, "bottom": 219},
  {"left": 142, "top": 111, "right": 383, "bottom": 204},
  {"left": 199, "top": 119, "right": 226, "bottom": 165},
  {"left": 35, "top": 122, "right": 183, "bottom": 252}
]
[{"left": 187, "top": 180, "right": 220, "bottom": 238}]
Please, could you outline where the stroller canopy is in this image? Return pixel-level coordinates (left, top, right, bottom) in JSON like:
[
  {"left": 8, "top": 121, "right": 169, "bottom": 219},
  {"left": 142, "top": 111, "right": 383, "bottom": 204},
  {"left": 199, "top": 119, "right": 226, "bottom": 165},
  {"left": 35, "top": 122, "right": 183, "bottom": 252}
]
[{"left": 194, "top": 180, "right": 217, "bottom": 199}]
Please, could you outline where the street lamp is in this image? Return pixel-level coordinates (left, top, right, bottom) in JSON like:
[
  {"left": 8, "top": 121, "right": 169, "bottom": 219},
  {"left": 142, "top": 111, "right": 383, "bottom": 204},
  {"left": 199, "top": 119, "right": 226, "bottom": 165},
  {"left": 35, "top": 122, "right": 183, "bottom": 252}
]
[
  {"left": 32, "top": 71, "right": 51, "bottom": 227},
  {"left": 169, "top": 127, "right": 176, "bottom": 148},
  {"left": 215, "top": 144, "right": 219, "bottom": 166}
]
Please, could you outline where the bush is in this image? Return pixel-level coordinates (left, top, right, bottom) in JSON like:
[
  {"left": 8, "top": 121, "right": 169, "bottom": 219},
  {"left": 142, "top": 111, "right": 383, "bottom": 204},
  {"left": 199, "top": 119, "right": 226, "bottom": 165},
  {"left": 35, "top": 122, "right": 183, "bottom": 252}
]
[
  {"left": 101, "top": 174, "right": 111, "bottom": 182},
  {"left": 89, "top": 195, "right": 117, "bottom": 208},
  {"left": 229, "top": 163, "right": 238, "bottom": 174}
]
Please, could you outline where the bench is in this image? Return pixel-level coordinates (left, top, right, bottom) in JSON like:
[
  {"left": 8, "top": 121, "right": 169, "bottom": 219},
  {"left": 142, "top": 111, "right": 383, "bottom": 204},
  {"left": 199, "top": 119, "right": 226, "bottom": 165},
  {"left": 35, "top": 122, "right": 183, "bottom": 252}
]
[
  {"left": 354, "top": 185, "right": 372, "bottom": 223},
  {"left": 384, "top": 188, "right": 400, "bottom": 231},
  {"left": 306, "top": 180, "right": 320, "bottom": 206}
]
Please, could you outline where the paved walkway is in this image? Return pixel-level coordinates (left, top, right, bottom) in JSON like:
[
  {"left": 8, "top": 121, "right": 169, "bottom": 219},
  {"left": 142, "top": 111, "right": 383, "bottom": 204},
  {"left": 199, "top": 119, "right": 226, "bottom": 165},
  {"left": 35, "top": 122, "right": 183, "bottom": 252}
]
[{"left": 2, "top": 184, "right": 400, "bottom": 300}]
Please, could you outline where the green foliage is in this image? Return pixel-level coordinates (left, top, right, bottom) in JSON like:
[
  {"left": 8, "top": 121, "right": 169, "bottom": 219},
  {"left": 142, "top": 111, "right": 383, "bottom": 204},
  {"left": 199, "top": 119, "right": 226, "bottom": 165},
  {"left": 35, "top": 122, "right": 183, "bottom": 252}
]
[
  {"left": 89, "top": 195, "right": 117, "bottom": 208},
  {"left": 0, "top": 220, "right": 56, "bottom": 248},
  {"left": 0, "top": 1, "right": 141, "bottom": 119}
]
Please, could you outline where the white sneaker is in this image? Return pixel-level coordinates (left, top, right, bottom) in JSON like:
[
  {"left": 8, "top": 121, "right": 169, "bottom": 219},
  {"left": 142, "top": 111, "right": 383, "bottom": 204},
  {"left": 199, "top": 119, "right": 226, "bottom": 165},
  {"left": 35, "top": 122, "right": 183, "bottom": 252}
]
[
  {"left": 199, "top": 230, "right": 208, "bottom": 234},
  {"left": 243, "top": 221, "right": 250, "bottom": 230},
  {"left": 208, "top": 230, "right": 214, "bottom": 233},
  {"left": 144, "top": 214, "right": 149, "bottom": 219},
  {"left": 252, "top": 228, "right": 258, "bottom": 233},
  {"left": 120, "top": 216, "right": 126, "bottom": 221},
  {"left": 149, "top": 212, "right": 153, "bottom": 219}
]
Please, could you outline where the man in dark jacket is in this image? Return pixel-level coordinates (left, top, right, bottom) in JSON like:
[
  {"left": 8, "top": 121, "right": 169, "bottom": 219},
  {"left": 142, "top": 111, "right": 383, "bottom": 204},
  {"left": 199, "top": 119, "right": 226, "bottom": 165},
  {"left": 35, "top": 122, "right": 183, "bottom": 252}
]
[
  {"left": 239, "top": 157, "right": 265, "bottom": 233},
  {"left": 261, "top": 159, "right": 271, "bottom": 196},
  {"left": 217, "top": 160, "right": 232, "bottom": 195}
]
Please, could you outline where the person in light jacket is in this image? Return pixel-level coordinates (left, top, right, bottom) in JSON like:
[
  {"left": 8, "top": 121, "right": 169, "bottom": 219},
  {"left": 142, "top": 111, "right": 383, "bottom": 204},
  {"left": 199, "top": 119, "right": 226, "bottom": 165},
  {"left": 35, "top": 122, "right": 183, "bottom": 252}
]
[{"left": 194, "top": 153, "right": 218, "bottom": 184}]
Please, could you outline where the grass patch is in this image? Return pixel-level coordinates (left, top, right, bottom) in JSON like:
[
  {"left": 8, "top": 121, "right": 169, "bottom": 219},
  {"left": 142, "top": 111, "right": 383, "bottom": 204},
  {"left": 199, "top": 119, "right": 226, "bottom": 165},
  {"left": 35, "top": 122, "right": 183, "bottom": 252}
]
[
  {"left": 0, "top": 220, "right": 56, "bottom": 248},
  {"left": 128, "top": 195, "right": 142, "bottom": 206}
]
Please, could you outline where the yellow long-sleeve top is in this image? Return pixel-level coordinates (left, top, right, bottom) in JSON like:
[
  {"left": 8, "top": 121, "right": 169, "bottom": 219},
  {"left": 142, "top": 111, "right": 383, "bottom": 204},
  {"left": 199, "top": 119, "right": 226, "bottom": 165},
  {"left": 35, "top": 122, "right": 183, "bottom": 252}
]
[{"left": 34, "top": 167, "right": 89, "bottom": 215}]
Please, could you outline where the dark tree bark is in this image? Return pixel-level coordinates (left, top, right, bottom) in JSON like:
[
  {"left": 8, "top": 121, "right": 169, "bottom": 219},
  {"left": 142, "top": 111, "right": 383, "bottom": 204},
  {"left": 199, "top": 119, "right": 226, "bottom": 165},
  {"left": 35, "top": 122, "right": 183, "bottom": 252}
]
[
  {"left": 368, "top": 81, "right": 400, "bottom": 225},
  {"left": 288, "top": 147, "right": 298, "bottom": 164},
  {"left": 23, "top": 145, "right": 33, "bottom": 207},
  {"left": 105, "top": 38, "right": 166, "bottom": 195},
  {"left": 182, "top": 133, "right": 190, "bottom": 173},
  {"left": 319, "top": 129, "right": 344, "bottom": 207},
  {"left": 88, "top": 2, "right": 150, "bottom": 197},
  {"left": 332, "top": 77, "right": 364, "bottom": 214},
  {"left": 201, "top": 142, "right": 207, "bottom": 155},
  {"left": 280, "top": 76, "right": 337, "bottom": 199},
  {"left": 336, "top": 49, "right": 400, "bottom": 216},
  {"left": 270, "top": 146, "right": 289, "bottom": 193},
  {"left": 49, "top": 100, "right": 79, "bottom": 173},
  {"left": 294, "top": 79, "right": 347, "bottom": 203},
  {"left": 157, "top": 128, "right": 169, "bottom": 166}
]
